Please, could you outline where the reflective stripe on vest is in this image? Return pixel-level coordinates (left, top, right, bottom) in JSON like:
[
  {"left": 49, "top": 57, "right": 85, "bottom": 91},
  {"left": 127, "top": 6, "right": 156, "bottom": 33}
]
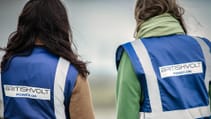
[
  {"left": 0, "top": 53, "right": 4, "bottom": 118},
  {"left": 54, "top": 57, "right": 70, "bottom": 119},
  {"left": 131, "top": 40, "right": 163, "bottom": 112},
  {"left": 0, "top": 75, "right": 3, "bottom": 118},
  {"left": 131, "top": 39, "right": 211, "bottom": 119},
  {"left": 194, "top": 37, "right": 211, "bottom": 91}
]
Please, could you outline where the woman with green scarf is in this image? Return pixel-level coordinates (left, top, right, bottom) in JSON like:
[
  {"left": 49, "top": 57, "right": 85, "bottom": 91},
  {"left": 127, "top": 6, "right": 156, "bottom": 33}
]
[{"left": 115, "top": 0, "right": 211, "bottom": 119}]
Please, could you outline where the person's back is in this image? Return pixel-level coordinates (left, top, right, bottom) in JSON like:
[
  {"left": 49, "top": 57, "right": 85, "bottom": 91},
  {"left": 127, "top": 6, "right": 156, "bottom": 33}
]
[
  {"left": 115, "top": 0, "right": 211, "bottom": 119},
  {"left": 2, "top": 46, "right": 75, "bottom": 118}
]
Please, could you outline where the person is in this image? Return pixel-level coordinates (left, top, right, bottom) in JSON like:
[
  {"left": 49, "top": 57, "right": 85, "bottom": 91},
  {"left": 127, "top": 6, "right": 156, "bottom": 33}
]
[
  {"left": 115, "top": 0, "right": 211, "bottom": 119},
  {"left": 0, "top": 0, "right": 95, "bottom": 119}
]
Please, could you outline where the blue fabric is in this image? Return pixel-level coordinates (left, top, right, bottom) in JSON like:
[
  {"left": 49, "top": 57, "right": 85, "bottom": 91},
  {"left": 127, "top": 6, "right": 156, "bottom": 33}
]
[
  {"left": 201, "top": 38, "right": 211, "bottom": 53},
  {"left": 116, "top": 34, "right": 210, "bottom": 114},
  {"left": 116, "top": 46, "right": 124, "bottom": 70},
  {"left": 64, "top": 65, "right": 78, "bottom": 119},
  {"left": 197, "top": 116, "right": 211, "bottom": 119},
  {"left": 142, "top": 35, "right": 208, "bottom": 111},
  {"left": 116, "top": 44, "right": 152, "bottom": 112},
  {"left": 1, "top": 46, "right": 78, "bottom": 119}
]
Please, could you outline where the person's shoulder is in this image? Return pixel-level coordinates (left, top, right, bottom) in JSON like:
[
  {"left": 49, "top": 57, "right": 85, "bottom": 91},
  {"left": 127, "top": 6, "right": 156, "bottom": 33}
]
[
  {"left": 199, "top": 37, "right": 211, "bottom": 43},
  {"left": 57, "top": 57, "right": 79, "bottom": 78},
  {"left": 69, "top": 64, "right": 78, "bottom": 74},
  {"left": 186, "top": 35, "right": 211, "bottom": 50},
  {"left": 66, "top": 63, "right": 79, "bottom": 80},
  {"left": 189, "top": 35, "right": 211, "bottom": 46},
  {"left": 200, "top": 37, "right": 211, "bottom": 49}
]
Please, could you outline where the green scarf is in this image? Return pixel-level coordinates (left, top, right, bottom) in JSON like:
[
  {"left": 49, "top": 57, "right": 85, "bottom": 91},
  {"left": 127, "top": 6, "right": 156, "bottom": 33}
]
[{"left": 135, "top": 13, "right": 185, "bottom": 39}]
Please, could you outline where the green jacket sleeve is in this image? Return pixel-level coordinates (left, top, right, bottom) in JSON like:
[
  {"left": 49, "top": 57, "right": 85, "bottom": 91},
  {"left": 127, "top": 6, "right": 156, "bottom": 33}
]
[{"left": 116, "top": 52, "right": 143, "bottom": 119}]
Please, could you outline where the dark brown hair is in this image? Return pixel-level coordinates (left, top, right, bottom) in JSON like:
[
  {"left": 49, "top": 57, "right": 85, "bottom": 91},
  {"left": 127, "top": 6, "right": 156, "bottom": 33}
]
[
  {"left": 1, "top": 0, "right": 89, "bottom": 77},
  {"left": 134, "top": 0, "right": 187, "bottom": 35}
]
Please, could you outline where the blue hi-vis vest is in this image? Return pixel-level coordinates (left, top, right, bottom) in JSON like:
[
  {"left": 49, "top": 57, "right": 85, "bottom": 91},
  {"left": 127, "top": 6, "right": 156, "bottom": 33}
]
[
  {"left": 0, "top": 47, "right": 78, "bottom": 119},
  {"left": 116, "top": 35, "right": 211, "bottom": 119}
]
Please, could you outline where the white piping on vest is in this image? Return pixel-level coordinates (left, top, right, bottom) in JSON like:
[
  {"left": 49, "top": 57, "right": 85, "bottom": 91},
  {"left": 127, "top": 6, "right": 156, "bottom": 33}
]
[
  {"left": 194, "top": 37, "right": 211, "bottom": 92},
  {"left": 140, "top": 105, "right": 210, "bottom": 119},
  {"left": 0, "top": 52, "right": 4, "bottom": 118},
  {"left": 131, "top": 40, "right": 163, "bottom": 112},
  {"left": 54, "top": 57, "right": 70, "bottom": 119},
  {"left": 0, "top": 75, "right": 4, "bottom": 118}
]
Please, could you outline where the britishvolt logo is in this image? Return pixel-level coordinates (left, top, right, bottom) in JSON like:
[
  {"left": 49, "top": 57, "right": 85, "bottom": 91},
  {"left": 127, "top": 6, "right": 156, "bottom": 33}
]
[
  {"left": 159, "top": 62, "right": 203, "bottom": 78},
  {"left": 4, "top": 85, "right": 51, "bottom": 100}
]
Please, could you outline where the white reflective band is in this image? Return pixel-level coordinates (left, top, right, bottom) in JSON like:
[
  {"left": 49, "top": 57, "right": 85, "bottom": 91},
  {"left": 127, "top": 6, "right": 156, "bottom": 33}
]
[
  {"left": 0, "top": 54, "right": 4, "bottom": 118},
  {"left": 4, "top": 85, "right": 50, "bottom": 100},
  {"left": 159, "top": 61, "right": 203, "bottom": 78},
  {"left": 140, "top": 105, "right": 210, "bottom": 119},
  {"left": 54, "top": 58, "right": 70, "bottom": 119},
  {"left": 0, "top": 75, "right": 4, "bottom": 118},
  {"left": 131, "top": 40, "right": 163, "bottom": 112},
  {"left": 194, "top": 37, "right": 211, "bottom": 91}
]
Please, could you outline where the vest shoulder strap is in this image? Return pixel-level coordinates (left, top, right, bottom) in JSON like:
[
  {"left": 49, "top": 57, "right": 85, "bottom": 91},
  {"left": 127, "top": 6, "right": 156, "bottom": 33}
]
[
  {"left": 194, "top": 37, "right": 211, "bottom": 90},
  {"left": 54, "top": 57, "right": 70, "bottom": 119},
  {"left": 116, "top": 42, "right": 145, "bottom": 79}
]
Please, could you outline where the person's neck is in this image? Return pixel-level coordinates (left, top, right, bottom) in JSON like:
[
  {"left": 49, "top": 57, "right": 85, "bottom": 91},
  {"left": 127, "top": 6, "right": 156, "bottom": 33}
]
[
  {"left": 135, "top": 13, "right": 185, "bottom": 39},
  {"left": 35, "top": 38, "right": 44, "bottom": 46}
]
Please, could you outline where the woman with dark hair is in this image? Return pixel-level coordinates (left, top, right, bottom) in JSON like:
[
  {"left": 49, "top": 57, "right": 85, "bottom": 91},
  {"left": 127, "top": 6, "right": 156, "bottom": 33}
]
[
  {"left": 116, "top": 0, "right": 211, "bottom": 119},
  {"left": 0, "top": 0, "right": 95, "bottom": 118}
]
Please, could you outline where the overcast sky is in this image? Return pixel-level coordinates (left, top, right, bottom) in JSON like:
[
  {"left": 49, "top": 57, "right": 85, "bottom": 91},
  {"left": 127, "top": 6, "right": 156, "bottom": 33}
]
[{"left": 0, "top": 0, "right": 210, "bottom": 76}]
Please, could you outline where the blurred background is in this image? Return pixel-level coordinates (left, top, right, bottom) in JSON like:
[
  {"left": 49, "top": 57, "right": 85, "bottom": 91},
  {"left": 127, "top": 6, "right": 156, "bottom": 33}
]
[{"left": 0, "top": 0, "right": 210, "bottom": 118}]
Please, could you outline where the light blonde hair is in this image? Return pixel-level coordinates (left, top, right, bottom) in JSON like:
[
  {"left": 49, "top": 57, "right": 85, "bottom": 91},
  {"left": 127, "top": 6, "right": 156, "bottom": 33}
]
[{"left": 134, "top": 0, "right": 187, "bottom": 36}]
